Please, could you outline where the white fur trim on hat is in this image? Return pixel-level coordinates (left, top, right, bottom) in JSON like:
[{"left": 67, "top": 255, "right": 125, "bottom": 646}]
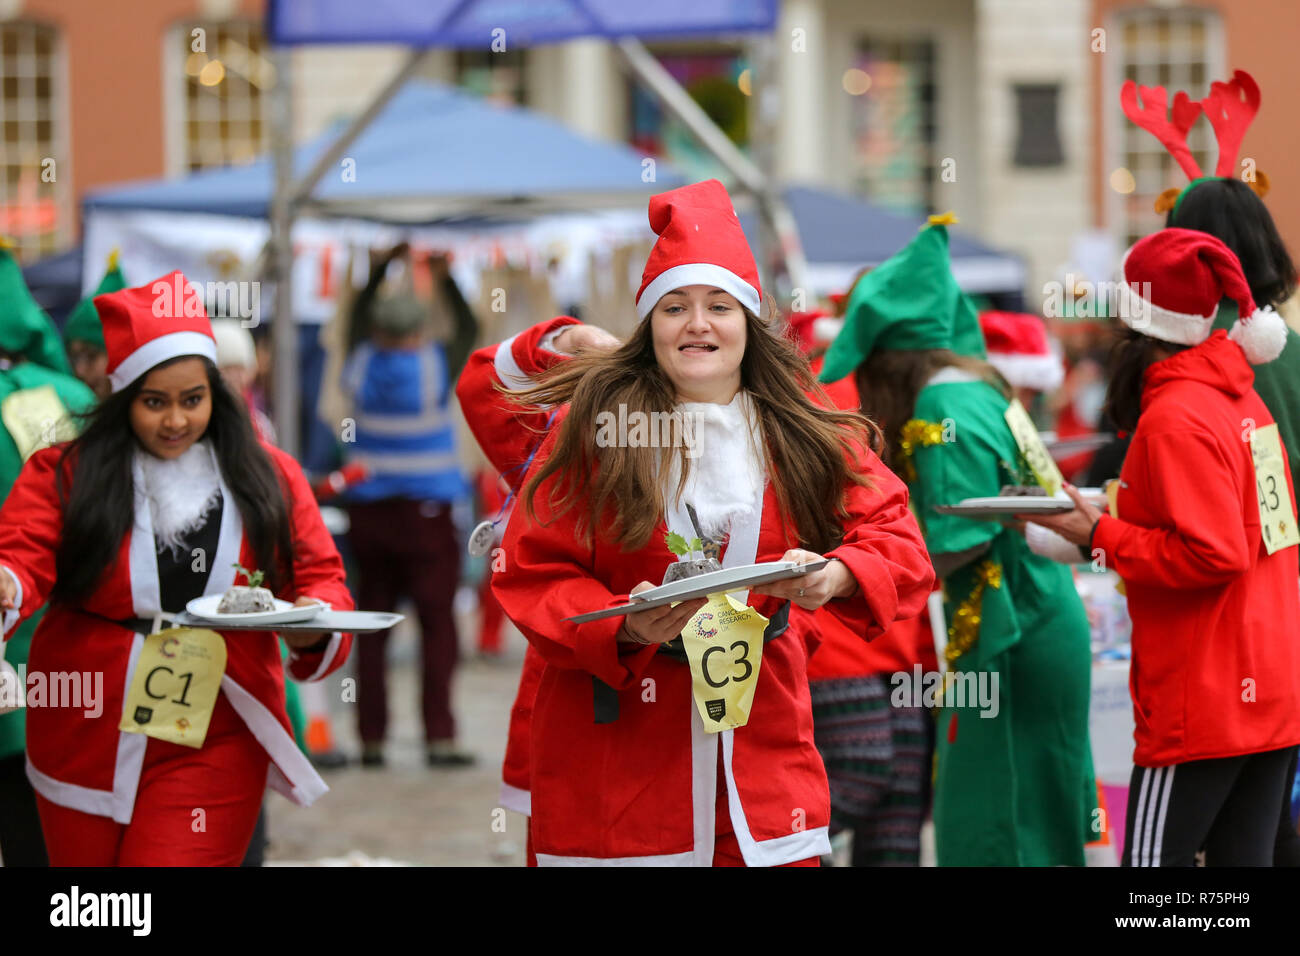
[
  {"left": 811, "top": 316, "right": 844, "bottom": 344},
  {"left": 1229, "top": 306, "right": 1289, "bottom": 364},
  {"left": 636, "top": 263, "right": 761, "bottom": 319},
  {"left": 1115, "top": 246, "right": 1217, "bottom": 347},
  {"left": 110, "top": 331, "right": 218, "bottom": 392},
  {"left": 987, "top": 352, "right": 1065, "bottom": 392},
  {"left": 211, "top": 319, "right": 257, "bottom": 372}
]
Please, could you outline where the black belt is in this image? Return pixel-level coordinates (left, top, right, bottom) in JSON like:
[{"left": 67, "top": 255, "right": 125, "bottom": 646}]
[{"left": 592, "top": 601, "right": 790, "bottom": 724}]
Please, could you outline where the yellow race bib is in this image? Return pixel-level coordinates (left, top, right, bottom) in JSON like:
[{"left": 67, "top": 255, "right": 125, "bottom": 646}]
[
  {"left": 682, "top": 593, "right": 767, "bottom": 733},
  {"left": 1250, "top": 423, "right": 1300, "bottom": 555},
  {"left": 1004, "top": 399, "right": 1064, "bottom": 496},
  {"left": 119, "top": 628, "right": 227, "bottom": 749},
  {"left": 1, "top": 385, "right": 76, "bottom": 461}
]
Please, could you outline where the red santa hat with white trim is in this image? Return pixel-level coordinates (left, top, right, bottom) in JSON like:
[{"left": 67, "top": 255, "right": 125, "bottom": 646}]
[
  {"left": 635, "top": 179, "right": 761, "bottom": 319},
  {"left": 979, "top": 311, "right": 1064, "bottom": 392},
  {"left": 1118, "top": 227, "right": 1287, "bottom": 364},
  {"left": 95, "top": 270, "right": 218, "bottom": 392}
]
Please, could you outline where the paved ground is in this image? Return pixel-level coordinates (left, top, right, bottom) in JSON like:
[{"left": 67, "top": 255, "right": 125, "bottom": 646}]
[{"left": 265, "top": 596, "right": 529, "bottom": 866}]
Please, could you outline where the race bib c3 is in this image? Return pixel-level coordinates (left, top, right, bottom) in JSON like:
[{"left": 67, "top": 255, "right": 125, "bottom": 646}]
[
  {"left": 682, "top": 593, "right": 767, "bottom": 733},
  {"left": 1250, "top": 423, "right": 1300, "bottom": 555},
  {"left": 119, "top": 627, "right": 227, "bottom": 749},
  {"left": 1004, "top": 399, "right": 1064, "bottom": 496}
]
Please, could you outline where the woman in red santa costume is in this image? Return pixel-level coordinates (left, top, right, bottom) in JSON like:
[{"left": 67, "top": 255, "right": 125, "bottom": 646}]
[
  {"left": 1027, "top": 229, "right": 1300, "bottom": 865},
  {"left": 457, "top": 314, "right": 617, "bottom": 861},
  {"left": 0, "top": 272, "right": 354, "bottom": 866},
  {"left": 481, "top": 179, "right": 933, "bottom": 866}
]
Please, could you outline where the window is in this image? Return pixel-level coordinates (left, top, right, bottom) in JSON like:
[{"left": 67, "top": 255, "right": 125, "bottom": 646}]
[
  {"left": 0, "top": 21, "right": 65, "bottom": 261},
  {"left": 1013, "top": 84, "right": 1064, "bottom": 167},
  {"left": 1110, "top": 9, "right": 1222, "bottom": 245},
  {"left": 454, "top": 48, "right": 528, "bottom": 106},
  {"left": 849, "top": 38, "right": 937, "bottom": 215},
  {"left": 177, "top": 20, "right": 274, "bottom": 172},
  {"left": 627, "top": 45, "right": 749, "bottom": 182}
]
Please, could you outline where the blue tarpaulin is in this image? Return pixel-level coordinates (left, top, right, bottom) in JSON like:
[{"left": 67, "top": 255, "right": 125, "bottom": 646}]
[
  {"left": 83, "top": 82, "right": 682, "bottom": 222},
  {"left": 266, "top": 0, "right": 778, "bottom": 47}
]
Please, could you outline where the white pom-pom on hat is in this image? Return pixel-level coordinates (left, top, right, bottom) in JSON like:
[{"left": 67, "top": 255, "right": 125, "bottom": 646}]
[{"left": 1229, "top": 305, "right": 1288, "bottom": 364}]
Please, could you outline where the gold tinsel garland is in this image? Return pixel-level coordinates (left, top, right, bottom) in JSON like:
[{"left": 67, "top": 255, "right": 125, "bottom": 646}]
[
  {"left": 944, "top": 559, "right": 1002, "bottom": 665},
  {"left": 898, "top": 418, "right": 946, "bottom": 484}
]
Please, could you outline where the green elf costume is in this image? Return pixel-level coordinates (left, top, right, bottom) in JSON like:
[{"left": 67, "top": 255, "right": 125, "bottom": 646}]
[
  {"left": 820, "top": 216, "right": 1095, "bottom": 866},
  {"left": 63, "top": 247, "right": 126, "bottom": 356},
  {"left": 0, "top": 242, "right": 97, "bottom": 865}
]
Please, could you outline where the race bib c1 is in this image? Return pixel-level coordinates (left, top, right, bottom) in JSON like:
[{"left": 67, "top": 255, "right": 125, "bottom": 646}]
[
  {"left": 682, "top": 593, "right": 767, "bottom": 733},
  {"left": 1004, "top": 399, "right": 1064, "bottom": 496},
  {"left": 119, "top": 627, "right": 227, "bottom": 749},
  {"left": 1, "top": 385, "right": 75, "bottom": 461},
  {"left": 1250, "top": 423, "right": 1300, "bottom": 555}
]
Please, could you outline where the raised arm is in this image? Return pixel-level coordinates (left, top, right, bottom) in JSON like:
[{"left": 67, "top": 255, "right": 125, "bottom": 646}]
[{"left": 0, "top": 445, "right": 68, "bottom": 638}]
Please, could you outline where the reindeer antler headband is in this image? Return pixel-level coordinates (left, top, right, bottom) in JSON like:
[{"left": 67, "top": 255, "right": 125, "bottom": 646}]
[{"left": 1120, "top": 69, "right": 1268, "bottom": 215}]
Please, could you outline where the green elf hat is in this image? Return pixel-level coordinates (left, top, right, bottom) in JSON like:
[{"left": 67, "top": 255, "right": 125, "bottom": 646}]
[
  {"left": 819, "top": 213, "right": 985, "bottom": 384},
  {"left": 63, "top": 247, "right": 126, "bottom": 351},
  {"left": 0, "top": 238, "right": 72, "bottom": 374}
]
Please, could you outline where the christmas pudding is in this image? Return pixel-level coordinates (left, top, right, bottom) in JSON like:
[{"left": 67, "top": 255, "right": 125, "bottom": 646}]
[
  {"left": 218, "top": 564, "right": 276, "bottom": 613},
  {"left": 661, "top": 532, "right": 722, "bottom": 584}
]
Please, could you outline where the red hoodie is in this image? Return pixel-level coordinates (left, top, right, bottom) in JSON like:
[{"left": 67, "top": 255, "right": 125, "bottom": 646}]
[{"left": 1092, "top": 330, "right": 1300, "bottom": 766}]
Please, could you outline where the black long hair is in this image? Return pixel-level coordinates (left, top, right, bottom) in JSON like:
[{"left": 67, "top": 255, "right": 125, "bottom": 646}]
[
  {"left": 1168, "top": 178, "right": 1299, "bottom": 309},
  {"left": 51, "top": 356, "right": 295, "bottom": 605}
]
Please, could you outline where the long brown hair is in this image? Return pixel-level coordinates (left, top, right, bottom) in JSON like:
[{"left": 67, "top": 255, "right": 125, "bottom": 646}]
[
  {"left": 855, "top": 349, "right": 1010, "bottom": 470},
  {"left": 510, "top": 311, "right": 882, "bottom": 554}
]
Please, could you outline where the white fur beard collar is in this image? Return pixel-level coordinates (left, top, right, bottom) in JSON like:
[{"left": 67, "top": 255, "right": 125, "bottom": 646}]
[
  {"left": 135, "top": 439, "right": 222, "bottom": 557},
  {"left": 666, "top": 390, "right": 765, "bottom": 542}
]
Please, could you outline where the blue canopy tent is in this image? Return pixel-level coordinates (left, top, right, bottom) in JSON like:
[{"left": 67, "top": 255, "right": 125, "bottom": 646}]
[
  {"left": 265, "top": 0, "right": 778, "bottom": 46},
  {"left": 255, "top": 0, "right": 783, "bottom": 454},
  {"left": 83, "top": 83, "right": 685, "bottom": 223},
  {"left": 739, "top": 185, "right": 1025, "bottom": 299}
]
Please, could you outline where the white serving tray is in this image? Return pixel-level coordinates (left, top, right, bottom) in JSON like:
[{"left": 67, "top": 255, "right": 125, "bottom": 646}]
[
  {"left": 565, "top": 559, "right": 829, "bottom": 624},
  {"left": 933, "top": 487, "right": 1107, "bottom": 518},
  {"left": 185, "top": 595, "right": 330, "bottom": 626},
  {"left": 173, "top": 607, "right": 405, "bottom": 634}
]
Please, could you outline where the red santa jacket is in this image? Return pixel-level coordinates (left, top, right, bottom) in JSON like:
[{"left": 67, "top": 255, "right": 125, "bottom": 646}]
[
  {"left": 492, "top": 398, "right": 933, "bottom": 865},
  {"left": 1091, "top": 331, "right": 1300, "bottom": 767},
  {"left": 456, "top": 316, "right": 579, "bottom": 813},
  {"left": 802, "top": 354, "right": 939, "bottom": 681},
  {"left": 0, "top": 442, "right": 354, "bottom": 823}
]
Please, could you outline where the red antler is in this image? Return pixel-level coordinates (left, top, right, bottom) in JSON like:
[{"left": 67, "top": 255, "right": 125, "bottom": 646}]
[
  {"left": 1120, "top": 80, "right": 1204, "bottom": 180},
  {"left": 1201, "top": 69, "right": 1261, "bottom": 177}
]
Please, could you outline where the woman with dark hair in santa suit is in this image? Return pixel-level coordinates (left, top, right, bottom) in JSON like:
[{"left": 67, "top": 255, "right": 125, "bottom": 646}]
[
  {"left": 486, "top": 180, "right": 934, "bottom": 866},
  {"left": 0, "top": 272, "right": 354, "bottom": 866},
  {"left": 1027, "top": 229, "right": 1300, "bottom": 866}
]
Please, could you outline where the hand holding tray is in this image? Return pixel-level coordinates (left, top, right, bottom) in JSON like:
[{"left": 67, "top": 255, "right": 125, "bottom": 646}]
[
  {"left": 565, "top": 559, "right": 829, "bottom": 624},
  {"left": 173, "top": 608, "right": 405, "bottom": 634}
]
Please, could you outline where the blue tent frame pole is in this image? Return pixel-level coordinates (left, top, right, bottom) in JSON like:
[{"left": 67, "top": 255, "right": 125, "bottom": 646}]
[
  {"left": 613, "top": 37, "right": 808, "bottom": 305},
  {"left": 270, "top": 46, "right": 299, "bottom": 457}
]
